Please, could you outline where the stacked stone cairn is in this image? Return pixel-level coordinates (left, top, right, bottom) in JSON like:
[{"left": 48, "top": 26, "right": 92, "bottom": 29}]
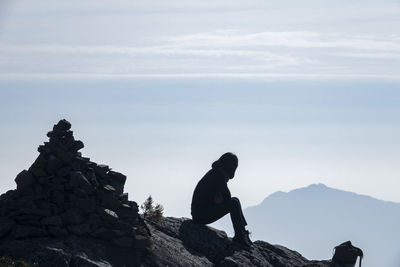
[{"left": 0, "top": 120, "right": 149, "bottom": 251}]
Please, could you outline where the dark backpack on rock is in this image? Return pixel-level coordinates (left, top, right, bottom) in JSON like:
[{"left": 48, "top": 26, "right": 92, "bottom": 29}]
[{"left": 331, "top": 241, "right": 363, "bottom": 267}]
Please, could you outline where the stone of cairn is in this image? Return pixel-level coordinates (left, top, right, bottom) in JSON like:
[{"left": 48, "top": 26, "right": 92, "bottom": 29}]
[{"left": 0, "top": 119, "right": 149, "bottom": 249}]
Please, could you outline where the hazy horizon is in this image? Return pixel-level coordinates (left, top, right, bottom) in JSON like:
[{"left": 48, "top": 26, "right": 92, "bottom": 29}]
[
  {"left": 1, "top": 79, "right": 400, "bottom": 217},
  {"left": 1, "top": 0, "right": 400, "bottom": 218}
]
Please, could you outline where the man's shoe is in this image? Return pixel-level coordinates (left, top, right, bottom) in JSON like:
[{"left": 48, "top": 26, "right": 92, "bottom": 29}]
[{"left": 232, "top": 230, "right": 253, "bottom": 249}]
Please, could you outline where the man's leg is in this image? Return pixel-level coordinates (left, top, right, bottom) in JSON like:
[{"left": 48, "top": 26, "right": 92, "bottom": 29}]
[
  {"left": 192, "top": 203, "right": 230, "bottom": 225},
  {"left": 230, "top": 197, "right": 252, "bottom": 247},
  {"left": 229, "top": 197, "right": 247, "bottom": 235},
  {"left": 192, "top": 197, "right": 249, "bottom": 238}
]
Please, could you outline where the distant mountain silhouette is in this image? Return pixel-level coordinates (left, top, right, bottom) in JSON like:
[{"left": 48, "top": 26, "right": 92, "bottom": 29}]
[{"left": 212, "top": 183, "right": 400, "bottom": 267}]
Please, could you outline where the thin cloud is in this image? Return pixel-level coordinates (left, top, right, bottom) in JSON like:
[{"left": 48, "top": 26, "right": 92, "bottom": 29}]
[
  {"left": 1, "top": 72, "right": 400, "bottom": 81},
  {"left": 0, "top": 30, "right": 399, "bottom": 78},
  {"left": 170, "top": 31, "right": 400, "bottom": 51},
  {"left": 335, "top": 52, "right": 400, "bottom": 59},
  {"left": 0, "top": 43, "right": 301, "bottom": 64},
  {"left": 0, "top": 42, "right": 309, "bottom": 72}
]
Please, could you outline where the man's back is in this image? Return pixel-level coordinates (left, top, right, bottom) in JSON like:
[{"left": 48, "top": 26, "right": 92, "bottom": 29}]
[{"left": 191, "top": 168, "right": 230, "bottom": 216}]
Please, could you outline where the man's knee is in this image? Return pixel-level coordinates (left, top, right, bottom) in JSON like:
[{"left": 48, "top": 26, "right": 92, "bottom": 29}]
[{"left": 230, "top": 197, "right": 241, "bottom": 209}]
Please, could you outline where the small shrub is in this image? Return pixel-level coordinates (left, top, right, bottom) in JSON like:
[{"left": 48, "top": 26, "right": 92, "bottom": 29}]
[
  {"left": 140, "top": 195, "right": 164, "bottom": 222},
  {"left": 0, "top": 256, "right": 37, "bottom": 267}
]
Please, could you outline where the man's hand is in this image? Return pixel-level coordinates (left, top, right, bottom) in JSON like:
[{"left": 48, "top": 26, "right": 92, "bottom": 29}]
[{"left": 214, "top": 193, "right": 223, "bottom": 204}]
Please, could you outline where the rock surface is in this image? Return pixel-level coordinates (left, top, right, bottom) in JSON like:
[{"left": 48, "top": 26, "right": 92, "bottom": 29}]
[{"left": 143, "top": 217, "right": 331, "bottom": 267}]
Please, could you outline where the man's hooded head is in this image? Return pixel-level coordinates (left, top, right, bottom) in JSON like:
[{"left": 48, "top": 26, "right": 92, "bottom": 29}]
[{"left": 211, "top": 152, "right": 238, "bottom": 179}]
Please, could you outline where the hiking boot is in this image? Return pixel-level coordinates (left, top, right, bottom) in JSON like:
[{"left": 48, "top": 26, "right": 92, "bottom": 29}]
[{"left": 232, "top": 230, "right": 253, "bottom": 249}]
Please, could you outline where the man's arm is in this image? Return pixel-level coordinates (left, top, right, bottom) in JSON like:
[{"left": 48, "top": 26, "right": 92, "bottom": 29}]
[
  {"left": 214, "top": 192, "right": 224, "bottom": 204},
  {"left": 214, "top": 181, "right": 231, "bottom": 204}
]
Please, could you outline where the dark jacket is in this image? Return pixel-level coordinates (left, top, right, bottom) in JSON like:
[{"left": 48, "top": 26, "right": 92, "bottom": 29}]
[{"left": 191, "top": 167, "right": 231, "bottom": 218}]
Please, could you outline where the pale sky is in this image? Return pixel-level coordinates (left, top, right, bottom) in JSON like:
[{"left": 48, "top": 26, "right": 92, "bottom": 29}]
[
  {"left": 1, "top": 0, "right": 400, "bottom": 79},
  {"left": 0, "top": 0, "right": 399, "bottom": 217}
]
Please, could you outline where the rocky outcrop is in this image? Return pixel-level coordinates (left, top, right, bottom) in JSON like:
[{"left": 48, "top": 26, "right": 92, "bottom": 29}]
[
  {"left": 143, "top": 217, "right": 331, "bottom": 267},
  {"left": 0, "top": 120, "right": 150, "bottom": 266},
  {"left": 0, "top": 119, "right": 331, "bottom": 266}
]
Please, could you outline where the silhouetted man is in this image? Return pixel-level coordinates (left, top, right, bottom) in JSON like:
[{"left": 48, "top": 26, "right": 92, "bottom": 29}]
[{"left": 191, "top": 152, "right": 252, "bottom": 248}]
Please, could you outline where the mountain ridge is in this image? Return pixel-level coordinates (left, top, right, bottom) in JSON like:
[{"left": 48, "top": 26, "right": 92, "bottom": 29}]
[
  {"left": 224, "top": 183, "right": 400, "bottom": 267},
  {"left": 254, "top": 183, "right": 400, "bottom": 209}
]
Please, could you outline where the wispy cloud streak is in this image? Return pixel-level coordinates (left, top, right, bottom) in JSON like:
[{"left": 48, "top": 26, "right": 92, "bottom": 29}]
[
  {"left": 0, "top": 31, "right": 399, "bottom": 78},
  {"left": 170, "top": 31, "right": 400, "bottom": 51}
]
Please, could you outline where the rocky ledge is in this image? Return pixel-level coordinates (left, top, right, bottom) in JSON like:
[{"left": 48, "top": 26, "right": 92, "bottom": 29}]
[{"left": 143, "top": 217, "right": 331, "bottom": 267}]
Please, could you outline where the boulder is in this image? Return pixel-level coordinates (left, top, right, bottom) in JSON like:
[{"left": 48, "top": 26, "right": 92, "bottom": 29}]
[
  {"left": 100, "top": 193, "right": 121, "bottom": 210},
  {"left": 72, "top": 140, "right": 84, "bottom": 152},
  {"left": 53, "top": 119, "right": 71, "bottom": 132},
  {"left": 99, "top": 209, "right": 119, "bottom": 224},
  {"left": 13, "top": 207, "right": 51, "bottom": 217},
  {"left": 39, "top": 175, "right": 54, "bottom": 184},
  {"left": 14, "top": 170, "right": 35, "bottom": 188},
  {"left": 119, "top": 193, "right": 129, "bottom": 203},
  {"left": 116, "top": 204, "right": 136, "bottom": 219},
  {"left": 92, "top": 228, "right": 120, "bottom": 240},
  {"left": 108, "top": 171, "right": 126, "bottom": 195},
  {"left": 103, "top": 184, "right": 116, "bottom": 193},
  {"left": 67, "top": 224, "right": 91, "bottom": 236},
  {"left": 48, "top": 226, "right": 68, "bottom": 238},
  {"left": 56, "top": 166, "right": 72, "bottom": 177},
  {"left": 0, "top": 217, "right": 15, "bottom": 237},
  {"left": 108, "top": 171, "right": 127, "bottom": 185},
  {"left": 29, "top": 165, "right": 47, "bottom": 177},
  {"left": 46, "top": 155, "right": 63, "bottom": 173},
  {"left": 13, "top": 214, "right": 42, "bottom": 227},
  {"left": 69, "top": 171, "right": 93, "bottom": 194},
  {"left": 41, "top": 216, "right": 63, "bottom": 226},
  {"left": 94, "top": 164, "right": 109, "bottom": 179},
  {"left": 61, "top": 210, "right": 84, "bottom": 225},
  {"left": 143, "top": 217, "right": 331, "bottom": 267},
  {"left": 72, "top": 196, "right": 96, "bottom": 213},
  {"left": 112, "top": 237, "right": 135, "bottom": 247},
  {"left": 12, "top": 225, "right": 47, "bottom": 239}
]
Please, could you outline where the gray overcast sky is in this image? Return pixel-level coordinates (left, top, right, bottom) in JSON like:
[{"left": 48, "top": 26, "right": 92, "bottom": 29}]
[
  {"left": 0, "top": 0, "right": 399, "bottom": 216},
  {"left": 1, "top": 0, "right": 400, "bottom": 78}
]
